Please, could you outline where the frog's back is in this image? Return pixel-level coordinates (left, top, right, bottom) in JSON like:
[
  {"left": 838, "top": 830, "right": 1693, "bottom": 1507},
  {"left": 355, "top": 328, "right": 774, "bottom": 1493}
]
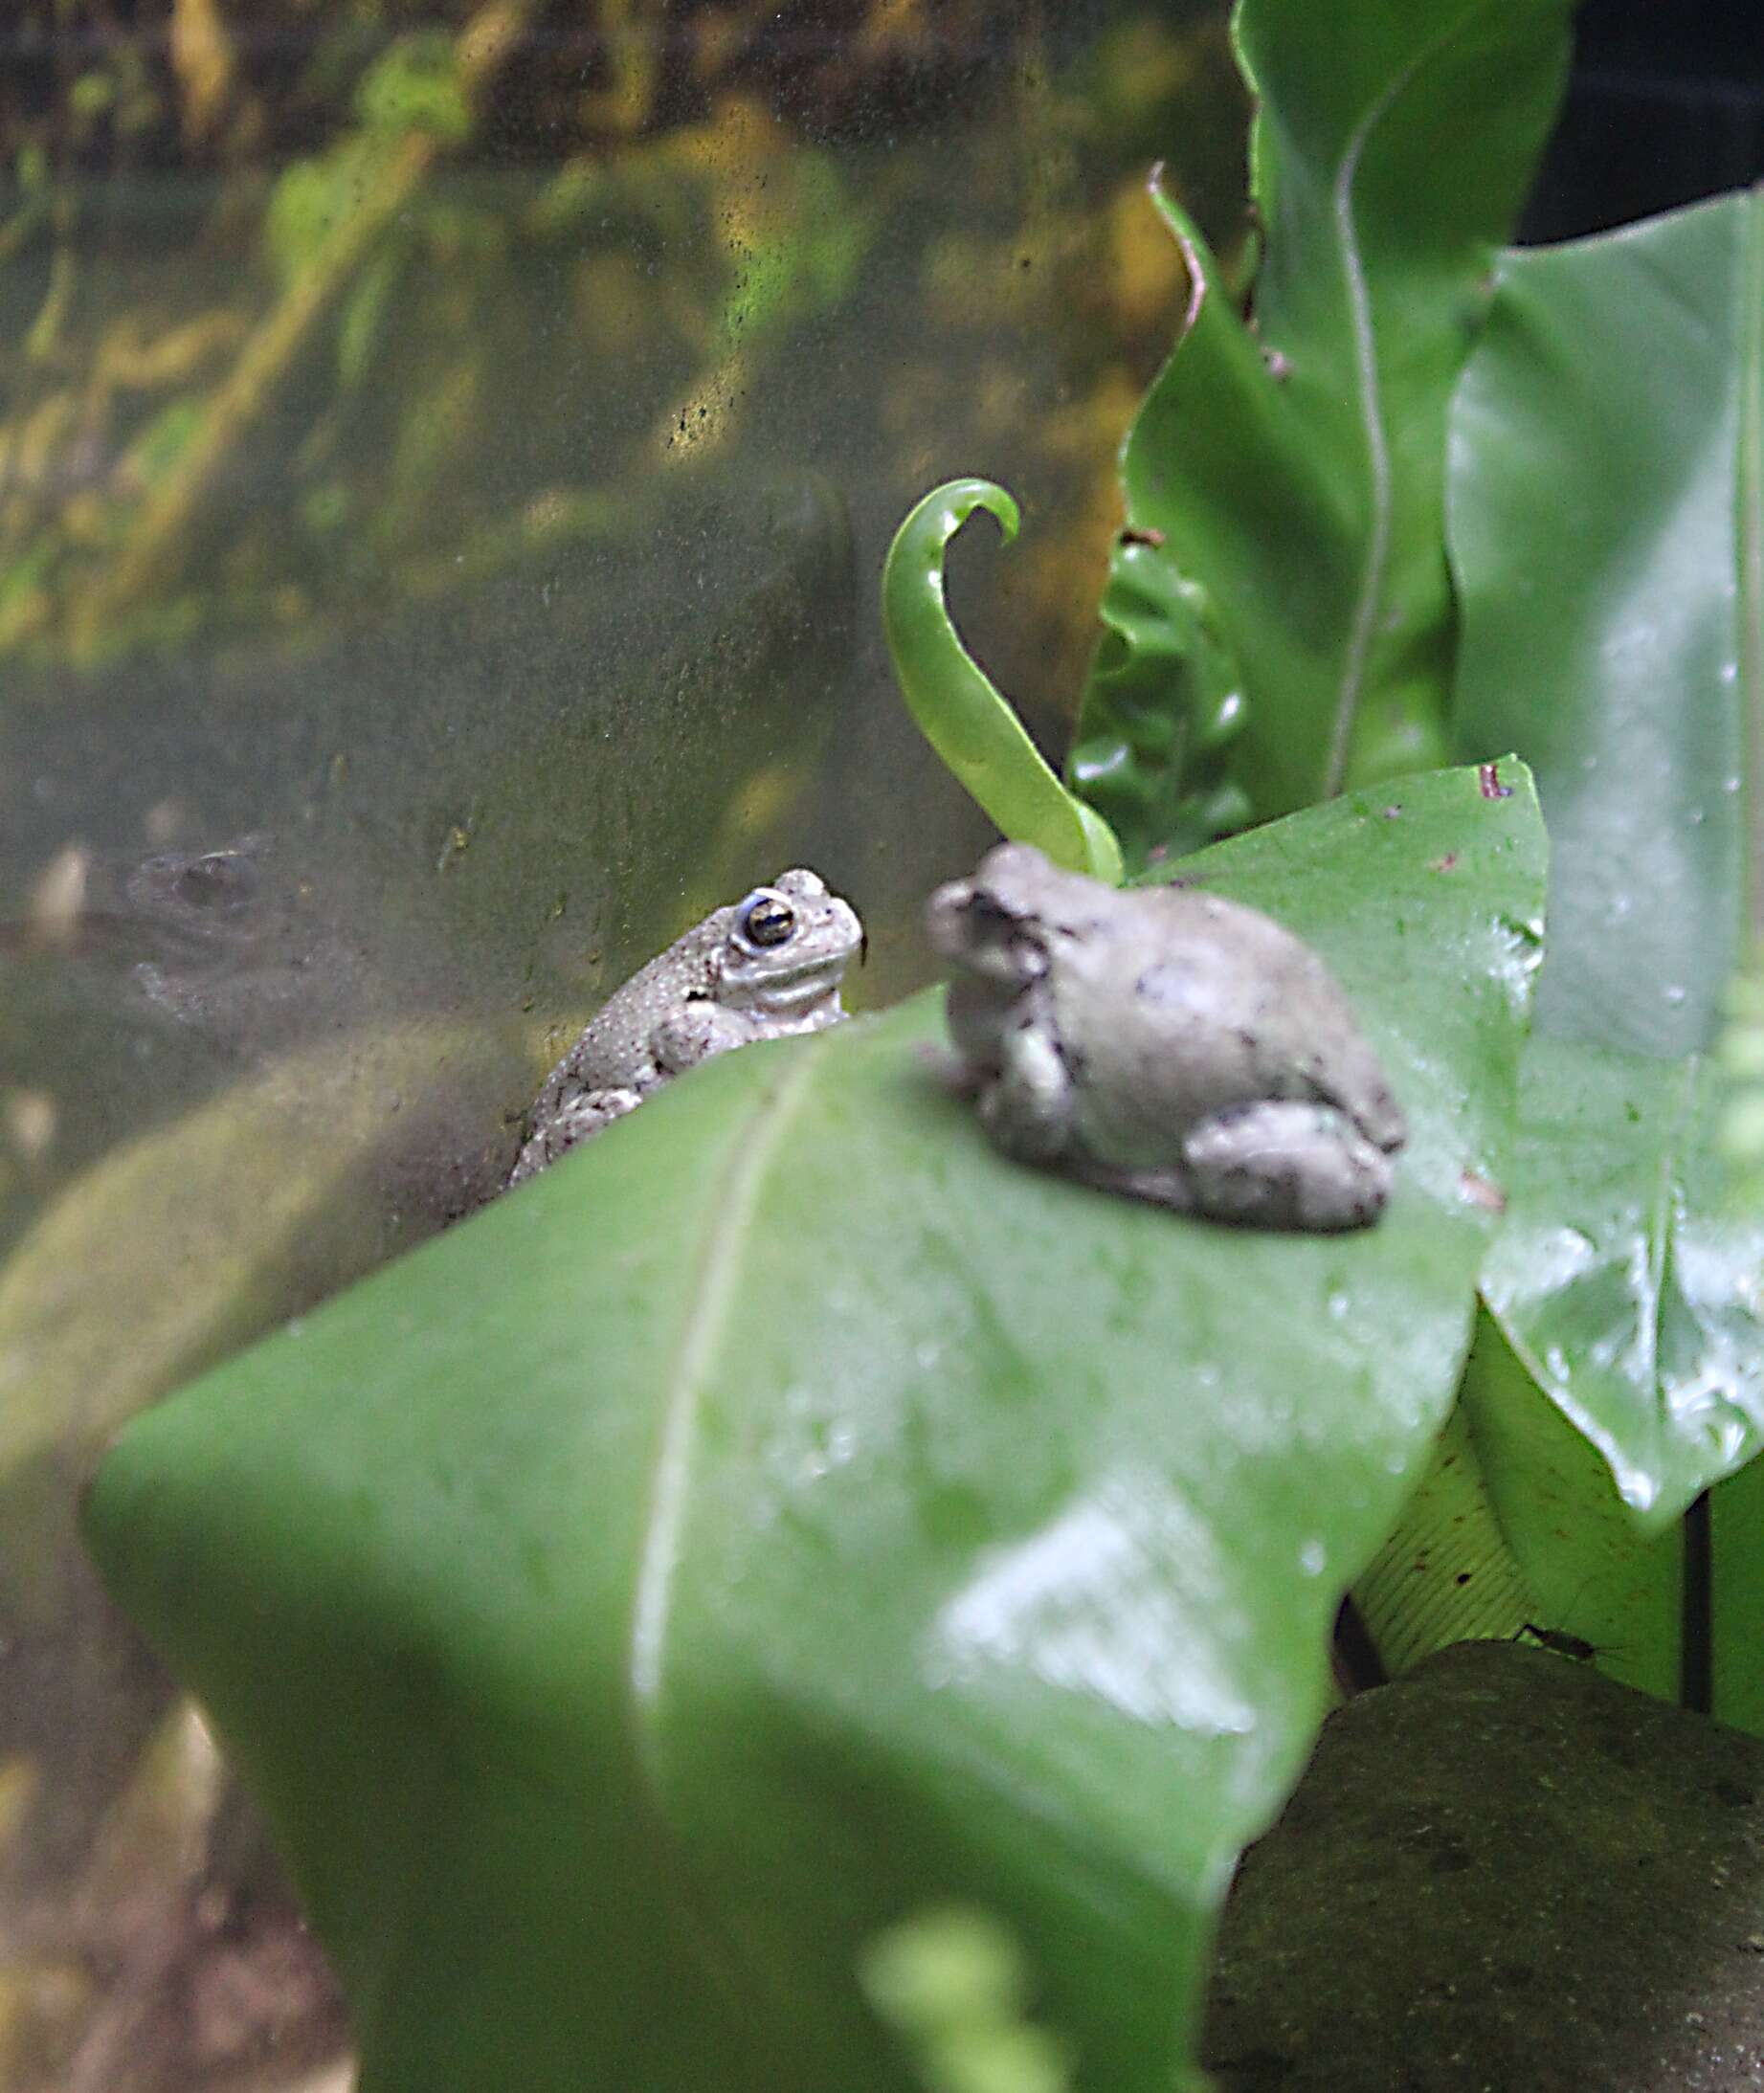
[
  {"left": 1158, "top": 889, "right": 1406, "bottom": 1148},
  {"left": 567, "top": 908, "right": 730, "bottom": 1092},
  {"left": 1058, "top": 886, "right": 1406, "bottom": 1150}
]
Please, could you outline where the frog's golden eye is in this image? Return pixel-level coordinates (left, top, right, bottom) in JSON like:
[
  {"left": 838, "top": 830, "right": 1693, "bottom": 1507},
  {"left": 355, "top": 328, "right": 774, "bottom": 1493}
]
[{"left": 739, "top": 892, "right": 796, "bottom": 948}]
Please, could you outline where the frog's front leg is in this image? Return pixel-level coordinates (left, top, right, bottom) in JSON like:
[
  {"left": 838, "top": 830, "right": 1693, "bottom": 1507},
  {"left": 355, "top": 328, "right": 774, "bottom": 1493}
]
[
  {"left": 977, "top": 1017, "right": 1074, "bottom": 1165},
  {"left": 508, "top": 1086, "right": 643, "bottom": 1185},
  {"left": 651, "top": 1001, "right": 752, "bottom": 1076},
  {"left": 1180, "top": 1100, "right": 1394, "bottom": 1233}
]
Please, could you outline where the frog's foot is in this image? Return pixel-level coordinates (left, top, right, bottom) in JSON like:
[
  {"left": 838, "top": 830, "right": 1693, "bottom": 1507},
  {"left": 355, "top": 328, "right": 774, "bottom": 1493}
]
[
  {"left": 507, "top": 1085, "right": 643, "bottom": 1187},
  {"left": 1180, "top": 1100, "right": 1394, "bottom": 1233},
  {"left": 977, "top": 1021, "right": 1073, "bottom": 1166},
  {"left": 652, "top": 1003, "right": 751, "bottom": 1075}
]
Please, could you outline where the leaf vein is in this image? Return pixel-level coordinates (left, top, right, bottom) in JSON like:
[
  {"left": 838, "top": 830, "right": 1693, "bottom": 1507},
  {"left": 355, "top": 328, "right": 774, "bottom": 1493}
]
[
  {"left": 630, "top": 1043, "right": 824, "bottom": 1711},
  {"left": 1325, "top": 6, "right": 1491, "bottom": 797},
  {"left": 1738, "top": 185, "right": 1764, "bottom": 941},
  {"left": 1640, "top": 1057, "right": 1703, "bottom": 1418}
]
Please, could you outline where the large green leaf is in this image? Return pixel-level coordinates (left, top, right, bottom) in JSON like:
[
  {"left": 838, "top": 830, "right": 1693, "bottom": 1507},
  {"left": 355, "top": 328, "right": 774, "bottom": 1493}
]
[
  {"left": 1451, "top": 194, "right": 1759, "bottom": 1058},
  {"left": 1479, "top": 1041, "right": 1764, "bottom": 1529},
  {"left": 1067, "top": 0, "right": 1572, "bottom": 868},
  {"left": 1446, "top": 195, "right": 1764, "bottom": 1537},
  {"left": 1352, "top": 1320, "right": 1685, "bottom": 1704},
  {"left": 85, "top": 762, "right": 1542, "bottom": 2093}
]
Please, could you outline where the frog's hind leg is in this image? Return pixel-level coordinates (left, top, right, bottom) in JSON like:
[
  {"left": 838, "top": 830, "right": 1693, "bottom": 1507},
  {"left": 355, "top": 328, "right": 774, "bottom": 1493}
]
[
  {"left": 1181, "top": 1100, "right": 1393, "bottom": 1233},
  {"left": 508, "top": 1086, "right": 643, "bottom": 1186}
]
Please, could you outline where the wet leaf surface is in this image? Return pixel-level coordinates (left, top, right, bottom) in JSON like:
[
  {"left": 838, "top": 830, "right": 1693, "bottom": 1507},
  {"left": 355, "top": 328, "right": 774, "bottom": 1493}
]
[
  {"left": 87, "top": 762, "right": 1543, "bottom": 2093},
  {"left": 1443, "top": 195, "right": 1764, "bottom": 1637}
]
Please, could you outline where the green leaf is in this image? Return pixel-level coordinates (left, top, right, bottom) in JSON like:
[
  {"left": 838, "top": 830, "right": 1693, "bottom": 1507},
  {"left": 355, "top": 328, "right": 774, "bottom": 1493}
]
[
  {"left": 354, "top": 32, "right": 472, "bottom": 144},
  {"left": 1069, "top": 0, "right": 1571, "bottom": 865},
  {"left": 265, "top": 135, "right": 391, "bottom": 287},
  {"left": 883, "top": 479, "right": 1124, "bottom": 883},
  {"left": 1065, "top": 539, "right": 1251, "bottom": 871},
  {"left": 1715, "top": 952, "right": 1764, "bottom": 1211},
  {"left": 69, "top": 71, "right": 117, "bottom": 122},
  {"left": 121, "top": 397, "right": 207, "bottom": 492},
  {"left": 1444, "top": 194, "right": 1764, "bottom": 1547},
  {"left": 860, "top": 1907, "right": 1075, "bottom": 2093},
  {"left": 337, "top": 241, "right": 410, "bottom": 390},
  {"left": 708, "top": 152, "right": 876, "bottom": 363},
  {"left": 1353, "top": 1311, "right": 1686, "bottom": 1703},
  {"left": 85, "top": 762, "right": 1541, "bottom": 2093},
  {"left": 1480, "top": 1041, "right": 1764, "bottom": 1527},
  {"left": 1450, "top": 193, "right": 1763, "bottom": 1057}
]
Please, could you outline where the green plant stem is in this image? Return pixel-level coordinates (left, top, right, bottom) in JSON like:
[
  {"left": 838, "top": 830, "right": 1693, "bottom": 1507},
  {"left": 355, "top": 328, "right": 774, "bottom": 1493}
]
[{"left": 882, "top": 478, "right": 1123, "bottom": 883}]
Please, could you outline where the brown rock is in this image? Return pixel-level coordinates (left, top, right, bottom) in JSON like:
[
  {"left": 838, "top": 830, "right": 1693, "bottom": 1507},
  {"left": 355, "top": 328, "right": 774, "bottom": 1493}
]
[{"left": 1204, "top": 1640, "right": 1764, "bottom": 2091}]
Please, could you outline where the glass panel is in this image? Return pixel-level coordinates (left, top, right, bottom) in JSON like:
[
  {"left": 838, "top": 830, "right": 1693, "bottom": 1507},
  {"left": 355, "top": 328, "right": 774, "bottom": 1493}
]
[{"left": 0, "top": 5, "right": 1240, "bottom": 2086}]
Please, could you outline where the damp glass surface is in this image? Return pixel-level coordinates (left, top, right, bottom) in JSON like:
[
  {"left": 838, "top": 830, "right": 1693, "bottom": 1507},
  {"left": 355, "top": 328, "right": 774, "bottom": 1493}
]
[{"left": 0, "top": 5, "right": 1242, "bottom": 2086}]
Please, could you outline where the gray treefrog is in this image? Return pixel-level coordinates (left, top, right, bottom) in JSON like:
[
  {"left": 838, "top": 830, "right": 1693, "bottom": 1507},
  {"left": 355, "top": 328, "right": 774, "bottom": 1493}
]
[
  {"left": 927, "top": 842, "right": 1406, "bottom": 1232},
  {"left": 509, "top": 868, "right": 862, "bottom": 1185}
]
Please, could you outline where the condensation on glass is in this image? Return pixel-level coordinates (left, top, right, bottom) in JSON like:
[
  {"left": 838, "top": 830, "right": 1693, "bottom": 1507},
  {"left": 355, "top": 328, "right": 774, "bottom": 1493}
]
[{"left": 0, "top": 5, "right": 1241, "bottom": 2086}]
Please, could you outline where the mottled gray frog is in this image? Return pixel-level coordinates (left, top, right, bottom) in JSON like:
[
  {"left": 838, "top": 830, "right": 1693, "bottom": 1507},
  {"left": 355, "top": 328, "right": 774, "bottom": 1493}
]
[
  {"left": 927, "top": 843, "right": 1406, "bottom": 1232},
  {"left": 509, "top": 868, "right": 862, "bottom": 1185}
]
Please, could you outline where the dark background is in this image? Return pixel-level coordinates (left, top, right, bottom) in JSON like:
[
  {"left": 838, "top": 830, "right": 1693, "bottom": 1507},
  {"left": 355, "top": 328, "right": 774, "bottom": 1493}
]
[{"left": 1525, "top": 0, "right": 1764, "bottom": 239}]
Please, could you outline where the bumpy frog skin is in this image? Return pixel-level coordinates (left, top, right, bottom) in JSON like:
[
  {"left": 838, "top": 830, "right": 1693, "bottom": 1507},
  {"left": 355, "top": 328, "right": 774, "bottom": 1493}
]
[
  {"left": 927, "top": 843, "right": 1406, "bottom": 1232},
  {"left": 509, "top": 868, "right": 862, "bottom": 1185}
]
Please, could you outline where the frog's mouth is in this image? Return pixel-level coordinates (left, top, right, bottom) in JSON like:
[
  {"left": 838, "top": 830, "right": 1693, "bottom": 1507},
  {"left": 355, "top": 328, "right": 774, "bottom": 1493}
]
[{"left": 723, "top": 945, "right": 854, "bottom": 1010}]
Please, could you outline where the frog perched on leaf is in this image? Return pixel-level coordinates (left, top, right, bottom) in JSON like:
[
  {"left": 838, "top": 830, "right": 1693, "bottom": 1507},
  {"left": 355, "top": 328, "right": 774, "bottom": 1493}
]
[
  {"left": 927, "top": 844, "right": 1406, "bottom": 1233},
  {"left": 509, "top": 869, "right": 863, "bottom": 1185}
]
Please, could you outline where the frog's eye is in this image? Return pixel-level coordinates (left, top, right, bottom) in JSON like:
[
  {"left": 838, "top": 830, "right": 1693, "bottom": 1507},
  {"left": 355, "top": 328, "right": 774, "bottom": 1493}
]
[
  {"left": 738, "top": 891, "right": 797, "bottom": 948},
  {"left": 173, "top": 851, "right": 257, "bottom": 909}
]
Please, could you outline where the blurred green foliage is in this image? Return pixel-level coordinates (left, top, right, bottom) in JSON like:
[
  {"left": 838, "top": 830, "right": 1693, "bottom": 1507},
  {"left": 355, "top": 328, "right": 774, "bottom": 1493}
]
[
  {"left": 860, "top": 1907, "right": 1074, "bottom": 2093},
  {"left": 0, "top": 0, "right": 1246, "bottom": 680},
  {"left": 0, "top": 6, "right": 1251, "bottom": 2090}
]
